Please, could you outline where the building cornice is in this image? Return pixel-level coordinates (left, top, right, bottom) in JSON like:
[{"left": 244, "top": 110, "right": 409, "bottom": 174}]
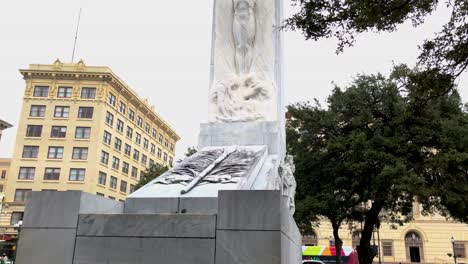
[{"left": 19, "top": 61, "right": 180, "bottom": 141}]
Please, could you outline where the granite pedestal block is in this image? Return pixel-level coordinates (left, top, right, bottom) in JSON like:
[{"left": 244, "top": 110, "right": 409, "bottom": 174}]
[{"left": 16, "top": 190, "right": 301, "bottom": 264}]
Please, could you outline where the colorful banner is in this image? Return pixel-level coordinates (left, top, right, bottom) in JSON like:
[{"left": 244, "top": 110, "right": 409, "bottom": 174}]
[{"left": 302, "top": 246, "right": 354, "bottom": 257}]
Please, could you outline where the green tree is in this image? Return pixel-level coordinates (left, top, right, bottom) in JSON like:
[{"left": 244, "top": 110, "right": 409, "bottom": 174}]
[
  {"left": 284, "top": 0, "right": 468, "bottom": 77},
  {"left": 287, "top": 65, "right": 467, "bottom": 264},
  {"left": 177, "top": 146, "right": 198, "bottom": 163},
  {"left": 134, "top": 163, "right": 169, "bottom": 190}
]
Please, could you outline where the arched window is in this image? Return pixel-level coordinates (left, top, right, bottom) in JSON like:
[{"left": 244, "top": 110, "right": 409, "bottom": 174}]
[
  {"left": 352, "top": 231, "right": 361, "bottom": 249},
  {"left": 302, "top": 230, "right": 318, "bottom": 246},
  {"left": 405, "top": 231, "right": 424, "bottom": 263}
]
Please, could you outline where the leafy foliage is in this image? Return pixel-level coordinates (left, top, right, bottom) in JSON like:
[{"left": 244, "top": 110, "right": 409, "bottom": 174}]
[
  {"left": 287, "top": 65, "right": 467, "bottom": 264},
  {"left": 284, "top": 0, "right": 468, "bottom": 77},
  {"left": 134, "top": 163, "right": 169, "bottom": 190}
]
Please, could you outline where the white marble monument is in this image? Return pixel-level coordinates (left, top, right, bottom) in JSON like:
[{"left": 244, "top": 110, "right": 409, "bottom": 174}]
[
  {"left": 129, "top": 0, "right": 294, "bottom": 211},
  {"left": 16, "top": 1, "right": 302, "bottom": 263}
]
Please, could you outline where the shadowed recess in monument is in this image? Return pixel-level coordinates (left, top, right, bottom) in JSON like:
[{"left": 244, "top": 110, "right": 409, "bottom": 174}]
[{"left": 155, "top": 146, "right": 265, "bottom": 185}]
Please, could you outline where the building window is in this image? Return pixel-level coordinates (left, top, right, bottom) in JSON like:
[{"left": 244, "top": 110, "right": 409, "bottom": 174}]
[
  {"left": 169, "top": 157, "right": 173, "bottom": 167},
  {"left": 118, "top": 102, "right": 126, "bottom": 114},
  {"left": 100, "top": 151, "right": 109, "bottom": 165},
  {"left": 50, "top": 126, "right": 67, "bottom": 138},
  {"left": 30, "top": 105, "right": 46, "bottom": 117},
  {"left": 48, "top": 146, "right": 64, "bottom": 159},
  {"left": 405, "top": 231, "right": 423, "bottom": 263},
  {"left": 131, "top": 166, "right": 138, "bottom": 178},
  {"left": 108, "top": 92, "right": 116, "bottom": 107},
  {"left": 302, "top": 230, "right": 318, "bottom": 246},
  {"left": 10, "top": 212, "right": 24, "bottom": 225},
  {"left": 382, "top": 240, "right": 393, "bottom": 257},
  {"left": 122, "top": 162, "right": 129, "bottom": 174},
  {"left": 75, "top": 127, "right": 91, "bottom": 139},
  {"left": 120, "top": 180, "right": 127, "bottom": 193},
  {"left": 69, "top": 168, "right": 85, "bottom": 181},
  {"left": 133, "top": 149, "right": 140, "bottom": 161},
  {"left": 98, "top": 171, "right": 107, "bottom": 185},
  {"left": 112, "top": 157, "right": 120, "bottom": 170},
  {"left": 114, "top": 137, "right": 122, "bottom": 151},
  {"left": 78, "top": 107, "right": 94, "bottom": 119},
  {"left": 124, "top": 144, "right": 131, "bottom": 156},
  {"left": 170, "top": 143, "right": 174, "bottom": 152},
  {"left": 128, "top": 109, "right": 135, "bottom": 121},
  {"left": 1, "top": 170, "right": 6, "bottom": 179},
  {"left": 18, "top": 167, "right": 35, "bottom": 180},
  {"left": 145, "top": 123, "right": 150, "bottom": 133},
  {"left": 81, "top": 87, "right": 96, "bottom": 99},
  {"left": 26, "top": 125, "right": 42, "bottom": 137},
  {"left": 72, "top": 147, "right": 88, "bottom": 160},
  {"left": 158, "top": 134, "right": 163, "bottom": 143},
  {"left": 164, "top": 138, "right": 169, "bottom": 148},
  {"left": 103, "top": 131, "right": 112, "bottom": 145},
  {"left": 135, "top": 133, "right": 141, "bottom": 145},
  {"left": 116, "top": 119, "right": 124, "bottom": 132},
  {"left": 14, "top": 189, "right": 31, "bottom": 202},
  {"left": 352, "top": 231, "right": 361, "bottom": 249},
  {"left": 149, "top": 159, "right": 155, "bottom": 167},
  {"left": 22, "top": 145, "right": 39, "bottom": 158},
  {"left": 110, "top": 176, "right": 117, "bottom": 189},
  {"left": 150, "top": 144, "right": 156, "bottom": 154},
  {"left": 163, "top": 152, "right": 168, "bottom": 162},
  {"left": 126, "top": 126, "right": 133, "bottom": 139},
  {"left": 454, "top": 242, "right": 466, "bottom": 258},
  {"left": 54, "top": 106, "right": 70, "bottom": 118},
  {"left": 96, "top": 192, "right": 105, "bottom": 197},
  {"left": 137, "top": 116, "right": 143, "bottom": 127},
  {"left": 57, "top": 87, "right": 72, "bottom": 98},
  {"left": 143, "top": 138, "right": 149, "bottom": 150},
  {"left": 105, "top": 111, "right": 114, "bottom": 126},
  {"left": 157, "top": 148, "right": 162, "bottom": 159},
  {"left": 130, "top": 184, "right": 135, "bottom": 194},
  {"left": 44, "top": 168, "right": 60, "bottom": 180},
  {"left": 141, "top": 154, "right": 147, "bottom": 166},
  {"left": 108, "top": 196, "right": 115, "bottom": 200},
  {"left": 33, "top": 86, "right": 49, "bottom": 97}
]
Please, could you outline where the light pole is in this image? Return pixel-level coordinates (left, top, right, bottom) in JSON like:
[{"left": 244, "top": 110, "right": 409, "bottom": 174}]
[
  {"left": 13, "top": 220, "right": 23, "bottom": 262},
  {"left": 451, "top": 236, "right": 457, "bottom": 264}
]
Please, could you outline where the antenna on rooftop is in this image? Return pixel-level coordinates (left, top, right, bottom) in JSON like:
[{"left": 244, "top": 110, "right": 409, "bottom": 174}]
[{"left": 71, "top": 8, "right": 82, "bottom": 63}]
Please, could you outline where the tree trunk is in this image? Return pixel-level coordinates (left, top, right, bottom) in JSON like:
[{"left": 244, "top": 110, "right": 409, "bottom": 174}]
[
  {"left": 358, "top": 201, "right": 383, "bottom": 264},
  {"left": 332, "top": 222, "right": 343, "bottom": 264}
]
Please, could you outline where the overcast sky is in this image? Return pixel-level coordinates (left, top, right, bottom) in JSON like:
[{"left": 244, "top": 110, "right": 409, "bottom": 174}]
[{"left": 0, "top": 1, "right": 466, "bottom": 160}]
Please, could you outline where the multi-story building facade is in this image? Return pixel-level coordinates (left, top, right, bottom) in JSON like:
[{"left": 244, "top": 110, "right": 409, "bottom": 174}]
[
  {"left": 1, "top": 60, "right": 180, "bottom": 235},
  {"left": 0, "top": 158, "right": 11, "bottom": 239},
  {"left": 0, "top": 119, "right": 12, "bottom": 142},
  {"left": 303, "top": 203, "right": 468, "bottom": 263}
]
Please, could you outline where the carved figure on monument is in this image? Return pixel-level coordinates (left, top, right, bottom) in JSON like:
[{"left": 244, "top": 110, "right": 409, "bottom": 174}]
[
  {"left": 278, "top": 155, "right": 297, "bottom": 215},
  {"left": 208, "top": 0, "right": 278, "bottom": 123},
  {"left": 233, "top": 0, "right": 256, "bottom": 75}
]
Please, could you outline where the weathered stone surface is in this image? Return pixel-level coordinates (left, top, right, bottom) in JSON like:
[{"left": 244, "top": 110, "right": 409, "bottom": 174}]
[
  {"left": 74, "top": 237, "right": 215, "bottom": 264},
  {"left": 215, "top": 230, "right": 281, "bottom": 264},
  {"left": 217, "top": 190, "right": 281, "bottom": 230},
  {"left": 23, "top": 191, "right": 82, "bottom": 228},
  {"left": 16, "top": 228, "right": 76, "bottom": 264},
  {"left": 199, "top": 121, "right": 280, "bottom": 155},
  {"left": 79, "top": 192, "right": 123, "bottom": 214},
  {"left": 179, "top": 197, "right": 218, "bottom": 214},
  {"left": 124, "top": 197, "right": 179, "bottom": 214},
  {"left": 77, "top": 214, "right": 216, "bottom": 238}
]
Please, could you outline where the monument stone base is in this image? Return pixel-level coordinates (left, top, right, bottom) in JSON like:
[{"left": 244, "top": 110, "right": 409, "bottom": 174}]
[{"left": 17, "top": 190, "right": 301, "bottom": 264}]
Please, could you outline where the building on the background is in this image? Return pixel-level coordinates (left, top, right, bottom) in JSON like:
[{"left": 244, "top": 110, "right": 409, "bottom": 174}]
[
  {"left": 302, "top": 203, "right": 468, "bottom": 263},
  {"left": 0, "top": 120, "right": 12, "bottom": 142},
  {"left": 0, "top": 59, "right": 180, "bottom": 236},
  {"left": 0, "top": 158, "right": 11, "bottom": 240}
]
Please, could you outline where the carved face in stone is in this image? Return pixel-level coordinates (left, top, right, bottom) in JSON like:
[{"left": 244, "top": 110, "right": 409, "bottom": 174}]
[{"left": 234, "top": 0, "right": 254, "bottom": 20}]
